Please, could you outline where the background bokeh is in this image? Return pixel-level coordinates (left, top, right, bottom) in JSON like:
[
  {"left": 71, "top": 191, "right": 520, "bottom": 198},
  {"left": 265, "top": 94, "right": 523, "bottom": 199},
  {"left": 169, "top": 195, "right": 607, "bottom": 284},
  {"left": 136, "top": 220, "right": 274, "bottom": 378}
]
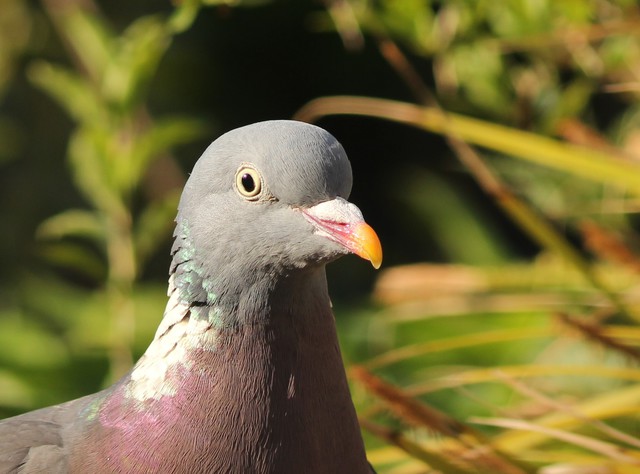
[{"left": 3, "top": 1, "right": 640, "bottom": 472}]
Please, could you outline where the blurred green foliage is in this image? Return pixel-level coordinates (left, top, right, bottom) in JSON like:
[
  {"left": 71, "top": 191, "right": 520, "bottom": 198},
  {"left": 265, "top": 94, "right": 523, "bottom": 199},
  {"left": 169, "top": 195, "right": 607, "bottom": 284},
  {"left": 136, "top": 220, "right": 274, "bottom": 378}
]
[{"left": 2, "top": 0, "right": 640, "bottom": 472}]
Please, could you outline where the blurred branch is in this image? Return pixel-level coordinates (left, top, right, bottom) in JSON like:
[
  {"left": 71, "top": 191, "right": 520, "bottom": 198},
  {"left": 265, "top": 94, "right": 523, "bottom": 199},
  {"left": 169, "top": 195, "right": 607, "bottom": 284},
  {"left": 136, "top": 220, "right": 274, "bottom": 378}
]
[
  {"left": 31, "top": 0, "right": 205, "bottom": 382},
  {"left": 407, "top": 365, "right": 640, "bottom": 396},
  {"left": 359, "top": 418, "right": 475, "bottom": 474},
  {"left": 295, "top": 95, "right": 636, "bottom": 319},
  {"left": 323, "top": 0, "right": 364, "bottom": 51},
  {"left": 495, "top": 370, "right": 640, "bottom": 450},
  {"left": 470, "top": 417, "right": 640, "bottom": 465},
  {"left": 325, "top": 3, "right": 640, "bottom": 471},
  {"left": 376, "top": 38, "right": 431, "bottom": 104},
  {"left": 491, "top": 383, "right": 640, "bottom": 452},
  {"left": 364, "top": 327, "right": 553, "bottom": 370},
  {"left": 294, "top": 97, "right": 640, "bottom": 193},
  {"left": 352, "top": 366, "right": 534, "bottom": 474},
  {"left": 490, "top": 17, "right": 640, "bottom": 54}
]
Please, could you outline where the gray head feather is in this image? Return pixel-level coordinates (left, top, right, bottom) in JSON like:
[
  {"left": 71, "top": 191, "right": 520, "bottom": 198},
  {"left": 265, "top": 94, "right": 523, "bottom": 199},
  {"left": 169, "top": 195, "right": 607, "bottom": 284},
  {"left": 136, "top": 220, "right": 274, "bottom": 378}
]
[
  {"left": 180, "top": 120, "right": 352, "bottom": 207},
  {"left": 170, "top": 120, "right": 354, "bottom": 325}
]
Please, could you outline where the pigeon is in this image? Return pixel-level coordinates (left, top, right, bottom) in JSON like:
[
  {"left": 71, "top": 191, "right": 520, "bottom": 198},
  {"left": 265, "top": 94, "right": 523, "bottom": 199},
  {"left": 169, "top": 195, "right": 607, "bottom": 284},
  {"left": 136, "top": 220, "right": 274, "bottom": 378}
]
[{"left": 0, "top": 120, "right": 382, "bottom": 473}]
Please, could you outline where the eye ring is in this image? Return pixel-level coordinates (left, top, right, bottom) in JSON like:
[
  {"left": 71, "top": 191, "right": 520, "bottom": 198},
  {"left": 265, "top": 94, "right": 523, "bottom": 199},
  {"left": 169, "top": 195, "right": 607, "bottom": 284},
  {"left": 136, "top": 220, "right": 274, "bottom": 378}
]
[{"left": 235, "top": 166, "right": 263, "bottom": 199}]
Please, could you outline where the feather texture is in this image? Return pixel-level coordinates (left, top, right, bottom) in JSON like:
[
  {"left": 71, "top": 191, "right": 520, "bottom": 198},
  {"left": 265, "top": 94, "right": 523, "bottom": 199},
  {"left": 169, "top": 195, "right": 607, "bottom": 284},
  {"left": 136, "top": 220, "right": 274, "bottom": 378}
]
[{"left": 0, "top": 121, "right": 375, "bottom": 473}]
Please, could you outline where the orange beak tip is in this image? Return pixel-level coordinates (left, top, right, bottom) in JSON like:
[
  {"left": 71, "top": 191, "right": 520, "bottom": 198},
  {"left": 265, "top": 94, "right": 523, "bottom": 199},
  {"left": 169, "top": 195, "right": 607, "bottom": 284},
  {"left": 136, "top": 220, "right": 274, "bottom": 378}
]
[{"left": 352, "top": 222, "right": 383, "bottom": 270}]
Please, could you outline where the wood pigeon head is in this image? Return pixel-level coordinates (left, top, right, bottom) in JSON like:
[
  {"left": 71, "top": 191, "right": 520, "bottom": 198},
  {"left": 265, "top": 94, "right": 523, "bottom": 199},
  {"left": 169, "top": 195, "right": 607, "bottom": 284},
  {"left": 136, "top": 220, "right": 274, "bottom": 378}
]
[{"left": 171, "top": 120, "right": 382, "bottom": 314}]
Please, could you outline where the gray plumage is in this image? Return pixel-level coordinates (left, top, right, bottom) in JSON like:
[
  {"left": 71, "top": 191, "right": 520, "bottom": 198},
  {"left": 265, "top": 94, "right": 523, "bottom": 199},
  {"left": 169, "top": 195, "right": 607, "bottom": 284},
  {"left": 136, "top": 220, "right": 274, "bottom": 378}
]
[{"left": 0, "top": 120, "right": 380, "bottom": 473}]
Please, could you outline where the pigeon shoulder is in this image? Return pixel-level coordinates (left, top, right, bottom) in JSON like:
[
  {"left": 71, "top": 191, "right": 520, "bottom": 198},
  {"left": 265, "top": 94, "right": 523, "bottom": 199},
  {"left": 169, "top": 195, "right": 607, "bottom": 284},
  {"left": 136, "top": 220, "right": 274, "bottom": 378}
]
[{"left": 0, "top": 393, "right": 96, "bottom": 473}]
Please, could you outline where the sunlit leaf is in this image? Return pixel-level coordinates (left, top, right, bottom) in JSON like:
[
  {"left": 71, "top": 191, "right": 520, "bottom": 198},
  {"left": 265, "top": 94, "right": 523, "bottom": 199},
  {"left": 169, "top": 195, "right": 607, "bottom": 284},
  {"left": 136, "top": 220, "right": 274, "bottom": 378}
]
[
  {"left": 104, "top": 15, "right": 171, "bottom": 107},
  {"left": 57, "top": 8, "right": 113, "bottom": 82},
  {"left": 168, "top": 0, "right": 202, "bottom": 33},
  {"left": 374, "top": 0, "right": 436, "bottom": 54},
  {"left": 0, "top": 311, "right": 68, "bottom": 369},
  {"left": 36, "top": 209, "right": 105, "bottom": 243},
  {"left": 134, "top": 189, "right": 181, "bottom": 268},
  {"left": 126, "top": 117, "right": 209, "bottom": 191},
  {"left": 0, "top": 117, "right": 24, "bottom": 163},
  {"left": 68, "top": 128, "right": 126, "bottom": 215},
  {"left": 28, "top": 61, "right": 107, "bottom": 125},
  {"left": 130, "top": 284, "right": 169, "bottom": 352},
  {"left": 0, "top": 370, "right": 35, "bottom": 410},
  {"left": 0, "top": 0, "right": 33, "bottom": 97},
  {"left": 450, "top": 42, "right": 511, "bottom": 115},
  {"left": 36, "top": 241, "right": 106, "bottom": 282},
  {"left": 295, "top": 96, "right": 640, "bottom": 195},
  {"left": 398, "top": 169, "right": 512, "bottom": 265},
  {"left": 18, "top": 274, "right": 95, "bottom": 327},
  {"left": 492, "top": 383, "right": 640, "bottom": 452}
]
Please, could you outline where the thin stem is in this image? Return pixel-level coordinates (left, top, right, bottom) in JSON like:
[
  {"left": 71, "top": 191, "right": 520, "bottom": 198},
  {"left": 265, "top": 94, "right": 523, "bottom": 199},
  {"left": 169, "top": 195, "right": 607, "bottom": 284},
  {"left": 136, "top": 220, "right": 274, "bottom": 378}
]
[{"left": 104, "top": 209, "right": 136, "bottom": 382}]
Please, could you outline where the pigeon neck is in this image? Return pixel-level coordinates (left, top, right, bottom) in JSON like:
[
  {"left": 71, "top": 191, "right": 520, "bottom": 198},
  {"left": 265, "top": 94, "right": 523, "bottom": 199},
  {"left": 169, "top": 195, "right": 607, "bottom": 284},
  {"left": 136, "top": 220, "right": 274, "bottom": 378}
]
[
  {"left": 169, "top": 222, "right": 333, "bottom": 328},
  {"left": 119, "top": 275, "right": 208, "bottom": 402},
  {"left": 86, "top": 268, "right": 369, "bottom": 472},
  {"left": 123, "top": 266, "right": 334, "bottom": 403},
  {"left": 169, "top": 220, "right": 288, "bottom": 328}
]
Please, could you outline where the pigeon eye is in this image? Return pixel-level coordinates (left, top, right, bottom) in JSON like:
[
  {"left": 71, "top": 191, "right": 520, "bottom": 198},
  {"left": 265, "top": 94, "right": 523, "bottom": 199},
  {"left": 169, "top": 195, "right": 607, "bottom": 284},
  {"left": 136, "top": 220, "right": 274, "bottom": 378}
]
[{"left": 235, "top": 166, "right": 262, "bottom": 199}]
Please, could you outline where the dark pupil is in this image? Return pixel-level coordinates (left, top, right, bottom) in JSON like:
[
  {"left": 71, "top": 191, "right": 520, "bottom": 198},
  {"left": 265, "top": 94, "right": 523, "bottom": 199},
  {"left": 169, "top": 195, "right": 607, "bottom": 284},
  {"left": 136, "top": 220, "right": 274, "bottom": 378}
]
[{"left": 241, "top": 173, "right": 255, "bottom": 192}]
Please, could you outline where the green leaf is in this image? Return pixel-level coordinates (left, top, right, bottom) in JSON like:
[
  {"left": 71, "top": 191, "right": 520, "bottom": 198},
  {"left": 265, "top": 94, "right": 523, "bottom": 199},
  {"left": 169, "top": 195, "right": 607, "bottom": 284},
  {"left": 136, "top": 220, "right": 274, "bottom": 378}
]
[
  {"left": 131, "top": 284, "right": 170, "bottom": 352},
  {"left": 295, "top": 96, "right": 640, "bottom": 195},
  {"left": 36, "top": 241, "right": 107, "bottom": 282},
  {"left": 0, "top": 369, "right": 35, "bottom": 410},
  {"left": 399, "top": 169, "right": 511, "bottom": 265},
  {"left": 0, "top": 117, "right": 24, "bottom": 164},
  {"left": 493, "top": 384, "right": 640, "bottom": 452},
  {"left": 201, "top": 0, "right": 268, "bottom": 5},
  {"left": 59, "top": 8, "right": 114, "bottom": 82},
  {"left": 0, "top": 311, "right": 69, "bottom": 369},
  {"left": 28, "top": 61, "right": 107, "bottom": 125},
  {"left": 103, "top": 15, "right": 172, "bottom": 107},
  {"left": 540, "top": 78, "right": 595, "bottom": 133},
  {"left": 19, "top": 274, "right": 94, "bottom": 328},
  {"left": 168, "top": 0, "right": 202, "bottom": 33},
  {"left": 125, "top": 117, "right": 209, "bottom": 191},
  {"left": 451, "top": 42, "right": 511, "bottom": 115},
  {"left": 36, "top": 209, "right": 105, "bottom": 243},
  {"left": 134, "top": 189, "right": 181, "bottom": 268},
  {"left": 376, "top": 0, "right": 436, "bottom": 54},
  {"left": 68, "top": 127, "right": 127, "bottom": 216}
]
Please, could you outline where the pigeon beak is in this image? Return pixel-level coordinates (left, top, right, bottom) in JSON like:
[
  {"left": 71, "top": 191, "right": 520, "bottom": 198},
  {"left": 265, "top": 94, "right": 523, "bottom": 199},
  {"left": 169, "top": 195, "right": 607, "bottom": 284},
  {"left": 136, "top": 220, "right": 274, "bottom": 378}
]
[{"left": 301, "top": 197, "right": 383, "bottom": 269}]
